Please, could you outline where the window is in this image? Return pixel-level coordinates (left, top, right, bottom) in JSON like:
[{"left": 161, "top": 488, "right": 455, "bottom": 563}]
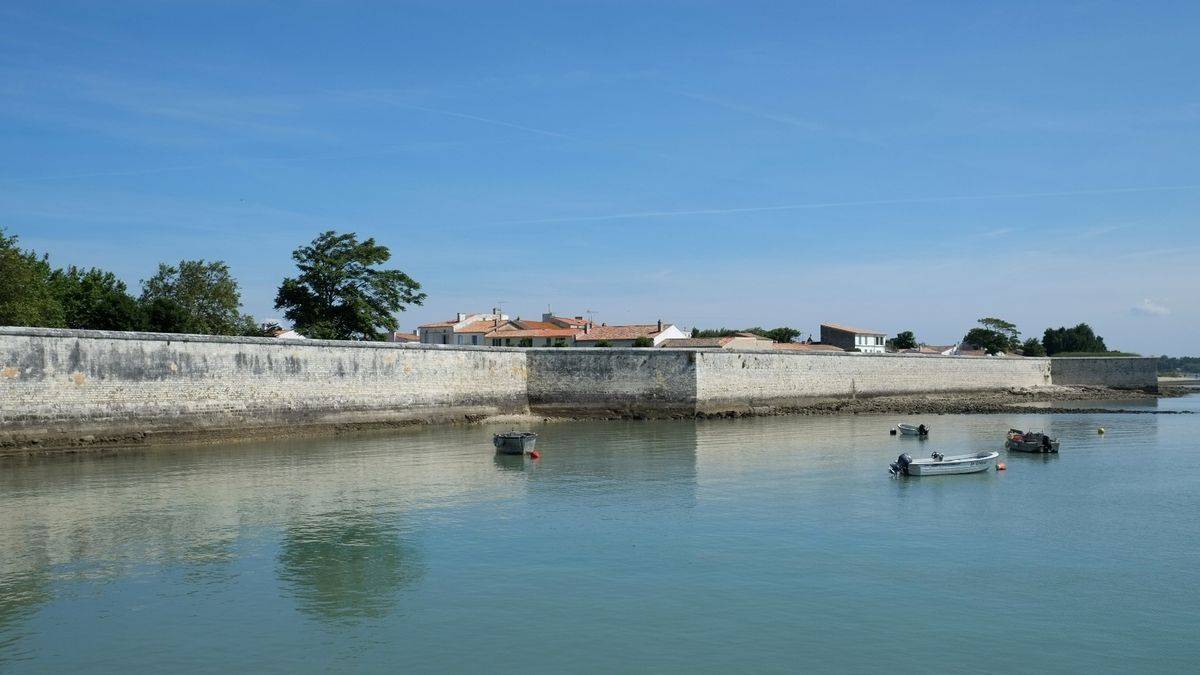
[{"left": 472, "top": 335, "right": 479, "bottom": 345}]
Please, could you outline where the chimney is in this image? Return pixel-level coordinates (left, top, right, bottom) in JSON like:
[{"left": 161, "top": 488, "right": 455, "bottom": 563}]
[
  {"left": 542, "top": 312, "right": 553, "bottom": 322},
  {"left": 456, "top": 312, "right": 466, "bottom": 322},
  {"left": 491, "top": 307, "right": 497, "bottom": 315},
  {"left": 657, "top": 319, "right": 663, "bottom": 332},
  {"left": 584, "top": 323, "right": 590, "bottom": 334}
]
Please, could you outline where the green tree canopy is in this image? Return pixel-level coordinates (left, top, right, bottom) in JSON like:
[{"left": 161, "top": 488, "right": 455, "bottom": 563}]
[
  {"left": 632, "top": 336, "right": 654, "bottom": 347},
  {"left": 964, "top": 317, "right": 1021, "bottom": 355},
  {"left": 760, "top": 327, "right": 800, "bottom": 343},
  {"left": 888, "top": 330, "right": 917, "bottom": 350},
  {"left": 1042, "top": 324, "right": 1108, "bottom": 355},
  {"left": 140, "top": 259, "right": 254, "bottom": 335},
  {"left": 1021, "top": 337, "right": 1047, "bottom": 357},
  {"left": 274, "top": 231, "right": 425, "bottom": 340},
  {"left": 52, "top": 266, "right": 145, "bottom": 331},
  {"left": 0, "top": 229, "right": 64, "bottom": 328}
]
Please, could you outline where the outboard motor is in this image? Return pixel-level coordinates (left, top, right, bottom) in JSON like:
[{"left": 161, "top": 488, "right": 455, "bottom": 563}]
[
  {"left": 889, "top": 453, "right": 913, "bottom": 476},
  {"left": 917, "top": 424, "right": 929, "bottom": 437}
]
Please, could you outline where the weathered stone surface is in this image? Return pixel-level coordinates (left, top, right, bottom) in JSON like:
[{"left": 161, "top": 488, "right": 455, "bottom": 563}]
[
  {"left": 0, "top": 328, "right": 1160, "bottom": 449},
  {"left": 1050, "top": 357, "right": 1158, "bottom": 391},
  {"left": 0, "top": 327, "right": 529, "bottom": 445}
]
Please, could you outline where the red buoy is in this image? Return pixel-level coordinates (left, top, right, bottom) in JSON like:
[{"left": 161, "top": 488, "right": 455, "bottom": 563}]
[
  {"left": 996, "top": 462, "right": 1006, "bottom": 471},
  {"left": 530, "top": 451, "right": 541, "bottom": 459}
]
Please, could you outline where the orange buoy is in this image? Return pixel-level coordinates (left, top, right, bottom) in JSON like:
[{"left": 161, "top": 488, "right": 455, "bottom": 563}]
[
  {"left": 996, "top": 462, "right": 1006, "bottom": 471},
  {"left": 530, "top": 450, "right": 541, "bottom": 459}
]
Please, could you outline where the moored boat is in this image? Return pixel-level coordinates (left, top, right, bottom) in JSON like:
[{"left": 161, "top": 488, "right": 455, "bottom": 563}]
[
  {"left": 1006, "top": 429, "right": 1059, "bottom": 453},
  {"left": 493, "top": 431, "right": 538, "bottom": 455},
  {"left": 889, "top": 450, "right": 999, "bottom": 476},
  {"left": 896, "top": 423, "right": 930, "bottom": 437}
]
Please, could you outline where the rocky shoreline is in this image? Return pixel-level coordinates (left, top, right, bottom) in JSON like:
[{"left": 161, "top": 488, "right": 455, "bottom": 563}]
[
  {"left": 716, "top": 385, "right": 1188, "bottom": 418},
  {"left": 1, "top": 385, "right": 1187, "bottom": 456}
]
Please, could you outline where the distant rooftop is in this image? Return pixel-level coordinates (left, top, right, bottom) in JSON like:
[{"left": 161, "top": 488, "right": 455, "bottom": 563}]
[{"left": 821, "top": 322, "right": 886, "bottom": 336}]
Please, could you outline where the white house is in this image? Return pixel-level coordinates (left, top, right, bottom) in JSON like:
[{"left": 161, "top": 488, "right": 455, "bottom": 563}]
[
  {"left": 417, "top": 310, "right": 508, "bottom": 345},
  {"left": 819, "top": 323, "right": 887, "bottom": 354}
]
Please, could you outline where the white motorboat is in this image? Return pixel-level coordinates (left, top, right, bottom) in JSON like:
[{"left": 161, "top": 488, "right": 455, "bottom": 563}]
[
  {"left": 889, "top": 450, "right": 999, "bottom": 476},
  {"left": 895, "top": 423, "right": 929, "bottom": 437}
]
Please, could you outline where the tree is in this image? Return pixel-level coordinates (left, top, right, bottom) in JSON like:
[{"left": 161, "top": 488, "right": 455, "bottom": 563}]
[
  {"left": 632, "top": 336, "right": 654, "bottom": 347},
  {"left": 51, "top": 266, "right": 145, "bottom": 331},
  {"left": 140, "top": 259, "right": 253, "bottom": 335},
  {"left": 594, "top": 340, "right": 612, "bottom": 347},
  {"left": 0, "top": 228, "right": 64, "bottom": 328},
  {"left": 1020, "top": 337, "right": 1047, "bottom": 357},
  {"left": 888, "top": 330, "right": 917, "bottom": 350},
  {"left": 518, "top": 338, "right": 533, "bottom": 347},
  {"left": 275, "top": 231, "right": 425, "bottom": 341},
  {"left": 761, "top": 327, "right": 800, "bottom": 344},
  {"left": 1042, "top": 324, "right": 1108, "bottom": 355},
  {"left": 963, "top": 317, "right": 1021, "bottom": 355}
]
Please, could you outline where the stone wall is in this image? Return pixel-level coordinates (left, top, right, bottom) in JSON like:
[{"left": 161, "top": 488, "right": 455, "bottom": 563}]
[
  {"left": 0, "top": 327, "right": 1157, "bottom": 449},
  {"left": 1050, "top": 357, "right": 1158, "bottom": 391},
  {"left": 0, "top": 327, "right": 528, "bottom": 445},
  {"left": 526, "top": 349, "right": 696, "bottom": 416},
  {"left": 694, "top": 351, "right": 1052, "bottom": 413}
]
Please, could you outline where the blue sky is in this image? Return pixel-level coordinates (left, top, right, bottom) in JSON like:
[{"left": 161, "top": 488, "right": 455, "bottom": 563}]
[{"left": 1, "top": 1, "right": 1197, "bottom": 354}]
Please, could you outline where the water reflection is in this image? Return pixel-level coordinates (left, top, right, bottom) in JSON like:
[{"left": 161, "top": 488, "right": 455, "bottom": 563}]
[
  {"left": 492, "top": 453, "right": 530, "bottom": 472},
  {"left": 277, "top": 509, "right": 423, "bottom": 623}
]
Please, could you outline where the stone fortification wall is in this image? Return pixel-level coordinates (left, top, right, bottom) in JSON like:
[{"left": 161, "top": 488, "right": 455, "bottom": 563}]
[
  {"left": 0, "top": 327, "right": 528, "bottom": 445},
  {"left": 526, "top": 349, "right": 696, "bottom": 416},
  {"left": 1, "top": 328, "right": 1156, "bottom": 449},
  {"left": 693, "top": 351, "right": 1052, "bottom": 414},
  {"left": 1050, "top": 357, "right": 1158, "bottom": 390}
]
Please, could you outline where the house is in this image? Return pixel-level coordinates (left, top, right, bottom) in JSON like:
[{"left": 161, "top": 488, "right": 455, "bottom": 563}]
[
  {"left": 417, "top": 310, "right": 508, "bottom": 345},
  {"left": 541, "top": 313, "right": 590, "bottom": 330},
  {"left": 386, "top": 331, "right": 419, "bottom": 343},
  {"left": 574, "top": 320, "right": 687, "bottom": 347},
  {"left": 819, "top": 323, "right": 887, "bottom": 354},
  {"left": 485, "top": 319, "right": 578, "bottom": 347},
  {"left": 659, "top": 333, "right": 775, "bottom": 350}
]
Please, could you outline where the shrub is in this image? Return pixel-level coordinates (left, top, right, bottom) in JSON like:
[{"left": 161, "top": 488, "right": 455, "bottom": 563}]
[{"left": 632, "top": 336, "right": 654, "bottom": 347}]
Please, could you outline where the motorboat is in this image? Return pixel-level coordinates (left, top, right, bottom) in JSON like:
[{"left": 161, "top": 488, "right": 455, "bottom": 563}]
[
  {"left": 896, "top": 423, "right": 930, "bottom": 437},
  {"left": 1006, "top": 429, "right": 1059, "bottom": 453},
  {"left": 889, "top": 450, "right": 999, "bottom": 476},
  {"left": 493, "top": 431, "right": 538, "bottom": 455}
]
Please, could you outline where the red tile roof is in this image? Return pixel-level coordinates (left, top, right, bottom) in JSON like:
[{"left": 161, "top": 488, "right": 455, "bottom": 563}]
[
  {"left": 417, "top": 319, "right": 457, "bottom": 329},
  {"left": 660, "top": 337, "right": 734, "bottom": 348},
  {"left": 574, "top": 324, "right": 665, "bottom": 341},
  {"left": 484, "top": 328, "right": 577, "bottom": 339},
  {"left": 772, "top": 342, "right": 845, "bottom": 352},
  {"left": 457, "top": 320, "right": 504, "bottom": 333}
]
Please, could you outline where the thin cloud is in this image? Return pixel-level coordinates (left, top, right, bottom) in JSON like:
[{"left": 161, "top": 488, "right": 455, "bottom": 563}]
[
  {"left": 1131, "top": 299, "right": 1171, "bottom": 316},
  {"left": 493, "top": 184, "right": 1200, "bottom": 225},
  {"left": 333, "top": 90, "right": 575, "bottom": 140},
  {"left": 674, "top": 91, "right": 824, "bottom": 132}
]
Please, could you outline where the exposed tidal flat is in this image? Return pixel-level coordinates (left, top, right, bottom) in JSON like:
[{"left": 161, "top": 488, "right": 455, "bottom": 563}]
[{"left": 2, "top": 395, "right": 1198, "bottom": 672}]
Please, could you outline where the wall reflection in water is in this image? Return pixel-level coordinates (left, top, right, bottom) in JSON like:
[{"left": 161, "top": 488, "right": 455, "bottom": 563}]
[{"left": 276, "top": 509, "right": 423, "bottom": 623}]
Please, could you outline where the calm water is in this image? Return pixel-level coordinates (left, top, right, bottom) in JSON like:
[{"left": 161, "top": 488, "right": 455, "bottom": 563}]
[{"left": 3, "top": 397, "right": 1199, "bottom": 673}]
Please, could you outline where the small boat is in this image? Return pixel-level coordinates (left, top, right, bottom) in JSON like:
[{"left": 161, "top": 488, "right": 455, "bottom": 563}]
[
  {"left": 896, "top": 423, "right": 930, "bottom": 437},
  {"left": 889, "top": 450, "right": 999, "bottom": 476},
  {"left": 493, "top": 431, "right": 538, "bottom": 455},
  {"left": 1006, "top": 429, "right": 1059, "bottom": 453}
]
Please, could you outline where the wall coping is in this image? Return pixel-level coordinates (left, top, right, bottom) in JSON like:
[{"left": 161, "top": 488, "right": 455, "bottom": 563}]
[{"left": 0, "top": 326, "right": 1104, "bottom": 363}]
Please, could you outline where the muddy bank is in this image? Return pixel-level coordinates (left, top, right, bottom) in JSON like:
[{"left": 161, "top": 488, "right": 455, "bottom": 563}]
[
  {"left": 710, "top": 385, "right": 1187, "bottom": 418},
  {"left": 2, "top": 386, "right": 1186, "bottom": 457}
]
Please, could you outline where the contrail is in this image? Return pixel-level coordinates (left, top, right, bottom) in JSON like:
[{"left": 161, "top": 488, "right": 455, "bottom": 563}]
[
  {"left": 391, "top": 103, "right": 575, "bottom": 140},
  {"left": 492, "top": 184, "right": 1200, "bottom": 225}
]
